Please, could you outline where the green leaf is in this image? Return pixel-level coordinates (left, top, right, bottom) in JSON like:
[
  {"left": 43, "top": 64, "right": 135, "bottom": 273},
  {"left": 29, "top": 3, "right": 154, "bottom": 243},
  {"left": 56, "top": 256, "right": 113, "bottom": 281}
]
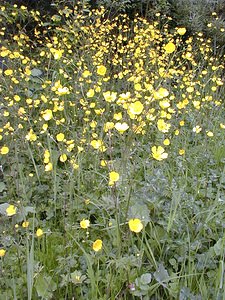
[
  {"left": 140, "top": 273, "right": 152, "bottom": 285},
  {"left": 153, "top": 264, "right": 170, "bottom": 286},
  {"left": 128, "top": 203, "right": 150, "bottom": 223},
  {"left": 0, "top": 203, "right": 9, "bottom": 215},
  {"left": 0, "top": 182, "right": 6, "bottom": 193},
  {"left": 35, "top": 274, "right": 56, "bottom": 299},
  {"left": 31, "top": 68, "right": 43, "bottom": 77}
]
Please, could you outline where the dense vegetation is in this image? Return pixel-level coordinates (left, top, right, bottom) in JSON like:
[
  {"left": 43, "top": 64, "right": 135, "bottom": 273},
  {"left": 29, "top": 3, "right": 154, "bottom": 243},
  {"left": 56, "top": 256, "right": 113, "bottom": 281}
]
[{"left": 0, "top": 0, "right": 225, "bottom": 299}]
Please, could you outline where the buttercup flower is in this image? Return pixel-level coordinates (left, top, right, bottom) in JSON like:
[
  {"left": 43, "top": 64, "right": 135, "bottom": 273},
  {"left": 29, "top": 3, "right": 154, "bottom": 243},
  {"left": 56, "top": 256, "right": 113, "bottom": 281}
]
[
  {"left": 36, "top": 228, "right": 44, "bottom": 237},
  {"left": 128, "top": 219, "right": 143, "bottom": 233},
  {"left": 6, "top": 205, "right": 17, "bottom": 216},
  {"left": 151, "top": 146, "right": 168, "bottom": 161},
  {"left": 80, "top": 219, "right": 90, "bottom": 229},
  {"left": 0, "top": 249, "right": 6, "bottom": 257},
  {"left": 92, "top": 239, "right": 103, "bottom": 252}
]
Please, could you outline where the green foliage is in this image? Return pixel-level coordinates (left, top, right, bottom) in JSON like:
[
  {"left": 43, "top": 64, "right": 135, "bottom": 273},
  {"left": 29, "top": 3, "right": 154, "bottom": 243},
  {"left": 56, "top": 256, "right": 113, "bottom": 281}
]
[{"left": 0, "top": 0, "right": 225, "bottom": 299}]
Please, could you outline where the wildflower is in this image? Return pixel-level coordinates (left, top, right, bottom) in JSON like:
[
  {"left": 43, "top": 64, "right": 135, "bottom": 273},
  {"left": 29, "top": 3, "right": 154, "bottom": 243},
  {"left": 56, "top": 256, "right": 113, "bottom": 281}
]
[
  {"left": 59, "top": 154, "right": 67, "bottom": 162},
  {"left": 154, "top": 87, "right": 169, "bottom": 99},
  {"left": 0, "top": 146, "right": 9, "bottom": 155},
  {"left": 4, "top": 69, "right": 13, "bottom": 76},
  {"left": 128, "top": 219, "right": 143, "bottom": 233},
  {"left": 163, "top": 139, "right": 170, "bottom": 146},
  {"left": 25, "top": 129, "right": 37, "bottom": 142},
  {"left": 36, "top": 228, "right": 44, "bottom": 237},
  {"left": 206, "top": 131, "right": 214, "bottom": 137},
  {"left": 103, "top": 91, "right": 117, "bottom": 103},
  {"left": 179, "top": 149, "right": 185, "bottom": 155},
  {"left": 42, "top": 109, "right": 53, "bottom": 121},
  {"left": 128, "top": 101, "right": 144, "bottom": 115},
  {"left": 193, "top": 126, "right": 202, "bottom": 133},
  {"left": 6, "top": 205, "right": 17, "bottom": 216},
  {"left": 86, "top": 89, "right": 95, "bottom": 98},
  {"left": 177, "top": 27, "right": 186, "bottom": 35},
  {"left": 151, "top": 146, "right": 168, "bottom": 161},
  {"left": 80, "top": 219, "right": 90, "bottom": 229},
  {"left": 97, "top": 65, "right": 106, "bottom": 76},
  {"left": 22, "top": 221, "right": 29, "bottom": 228},
  {"left": 115, "top": 122, "right": 129, "bottom": 134},
  {"left": 109, "top": 171, "right": 119, "bottom": 186},
  {"left": 164, "top": 42, "right": 176, "bottom": 53},
  {"left": 82, "top": 70, "right": 92, "bottom": 78},
  {"left": 56, "top": 133, "right": 65, "bottom": 142},
  {"left": 0, "top": 249, "right": 6, "bottom": 257},
  {"left": 157, "top": 119, "right": 171, "bottom": 133},
  {"left": 92, "top": 239, "right": 103, "bottom": 252},
  {"left": 45, "top": 162, "right": 53, "bottom": 171}
]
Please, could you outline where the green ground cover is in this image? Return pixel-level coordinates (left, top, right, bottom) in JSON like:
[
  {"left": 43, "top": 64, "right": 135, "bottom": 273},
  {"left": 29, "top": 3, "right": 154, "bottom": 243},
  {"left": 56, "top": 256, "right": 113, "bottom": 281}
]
[{"left": 0, "top": 1, "right": 225, "bottom": 299}]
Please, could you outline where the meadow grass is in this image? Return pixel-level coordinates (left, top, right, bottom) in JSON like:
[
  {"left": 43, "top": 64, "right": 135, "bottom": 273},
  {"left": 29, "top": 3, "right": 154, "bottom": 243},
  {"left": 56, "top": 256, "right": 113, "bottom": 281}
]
[{"left": 0, "top": 1, "right": 225, "bottom": 299}]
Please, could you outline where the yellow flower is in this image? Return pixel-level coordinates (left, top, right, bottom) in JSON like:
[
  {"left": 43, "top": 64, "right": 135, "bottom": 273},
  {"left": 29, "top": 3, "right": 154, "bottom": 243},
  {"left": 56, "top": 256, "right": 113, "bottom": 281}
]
[
  {"left": 45, "top": 162, "right": 53, "bottom": 172},
  {"left": 0, "top": 249, "right": 6, "bottom": 257},
  {"left": 128, "top": 219, "right": 143, "bottom": 233},
  {"left": 177, "top": 27, "right": 186, "bottom": 35},
  {"left": 42, "top": 109, "right": 53, "bottom": 121},
  {"left": 151, "top": 146, "right": 168, "bottom": 161},
  {"left": 103, "top": 91, "right": 117, "bottom": 103},
  {"left": 163, "top": 139, "right": 170, "bottom": 146},
  {"left": 97, "top": 65, "right": 106, "bottom": 76},
  {"left": 4, "top": 69, "right": 13, "bottom": 76},
  {"left": 82, "top": 70, "right": 92, "bottom": 78},
  {"left": 109, "top": 171, "right": 119, "bottom": 182},
  {"left": 0, "top": 146, "right": 9, "bottom": 155},
  {"left": 80, "top": 219, "right": 90, "bottom": 229},
  {"left": 22, "top": 221, "right": 29, "bottom": 228},
  {"left": 6, "top": 205, "right": 17, "bottom": 216},
  {"left": 179, "top": 149, "right": 185, "bottom": 155},
  {"left": 128, "top": 101, "right": 144, "bottom": 115},
  {"left": 60, "top": 154, "right": 67, "bottom": 162},
  {"left": 157, "top": 119, "right": 171, "bottom": 133},
  {"left": 86, "top": 89, "right": 95, "bottom": 98},
  {"left": 193, "top": 126, "right": 202, "bottom": 133},
  {"left": 92, "top": 239, "right": 103, "bottom": 252},
  {"left": 115, "top": 122, "right": 129, "bottom": 134},
  {"left": 154, "top": 87, "right": 169, "bottom": 99},
  {"left": 164, "top": 42, "right": 176, "bottom": 53},
  {"left": 36, "top": 228, "right": 43, "bottom": 237},
  {"left": 206, "top": 131, "right": 214, "bottom": 137},
  {"left": 25, "top": 129, "right": 37, "bottom": 142},
  {"left": 56, "top": 133, "right": 65, "bottom": 142}
]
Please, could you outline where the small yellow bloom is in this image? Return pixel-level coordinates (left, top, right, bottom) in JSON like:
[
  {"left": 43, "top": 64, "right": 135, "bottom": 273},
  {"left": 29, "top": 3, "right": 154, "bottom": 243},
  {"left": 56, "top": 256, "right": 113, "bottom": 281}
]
[
  {"left": 193, "top": 126, "right": 202, "bottom": 133},
  {"left": 22, "top": 221, "right": 29, "bottom": 228},
  {"left": 92, "top": 239, "right": 103, "bottom": 252},
  {"left": 97, "top": 65, "right": 106, "bottom": 76},
  {"left": 86, "top": 89, "right": 95, "bottom": 98},
  {"left": 128, "top": 101, "right": 144, "bottom": 115},
  {"left": 177, "top": 27, "right": 186, "bottom": 35},
  {"left": 206, "top": 131, "right": 214, "bottom": 137},
  {"left": 42, "top": 109, "right": 53, "bottom": 121},
  {"left": 115, "top": 122, "right": 129, "bottom": 134},
  {"left": 59, "top": 154, "right": 67, "bottom": 162},
  {"left": 4, "top": 69, "right": 13, "bottom": 76},
  {"left": 45, "top": 162, "right": 53, "bottom": 171},
  {"left": 152, "top": 146, "right": 168, "bottom": 161},
  {"left": 128, "top": 219, "right": 143, "bottom": 233},
  {"left": 0, "top": 249, "right": 6, "bottom": 257},
  {"left": 109, "top": 171, "right": 120, "bottom": 185},
  {"left": 103, "top": 91, "right": 117, "bottom": 103},
  {"left": 0, "top": 146, "right": 9, "bottom": 155},
  {"left": 80, "top": 219, "right": 90, "bottom": 229},
  {"left": 56, "top": 133, "right": 65, "bottom": 142},
  {"left": 6, "top": 205, "right": 17, "bottom": 216},
  {"left": 164, "top": 42, "right": 176, "bottom": 53},
  {"left": 36, "top": 228, "right": 43, "bottom": 237},
  {"left": 179, "top": 149, "right": 185, "bottom": 155},
  {"left": 163, "top": 139, "right": 170, "bottom": 146}
]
